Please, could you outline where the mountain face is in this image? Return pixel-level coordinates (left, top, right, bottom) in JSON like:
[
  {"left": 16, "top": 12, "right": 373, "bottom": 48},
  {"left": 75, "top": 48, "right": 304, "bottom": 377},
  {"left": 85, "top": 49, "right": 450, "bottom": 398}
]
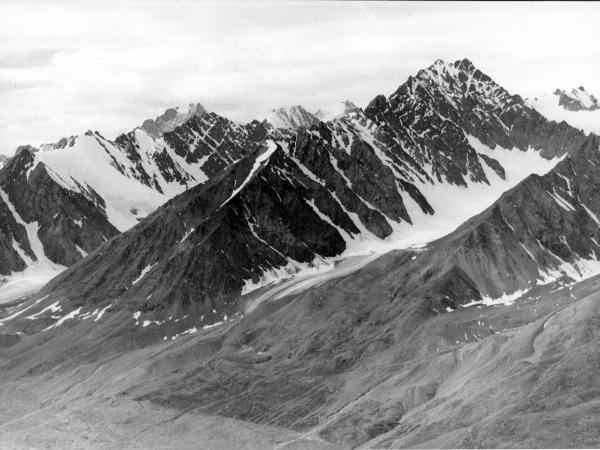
[
  {"left": 10, "top": 58, "right": 592, "bottom": 332},
  {"left": 0, "top": 108, "right": 270, "bottom": 279},
  {"left": 554, "top": 87, "right": 599, "bottom": 111},
  {"left": 38, "top": 141, "right": 352, "bottom": 321},
  {"left": 365, "top": 59, "right": 585, "bottom": 165},
  {"left": 0, "top": 148, "right": 118, "bottom": 275},
  {"left": 366, "top": 133, "right": 600, "bottom": 311}
]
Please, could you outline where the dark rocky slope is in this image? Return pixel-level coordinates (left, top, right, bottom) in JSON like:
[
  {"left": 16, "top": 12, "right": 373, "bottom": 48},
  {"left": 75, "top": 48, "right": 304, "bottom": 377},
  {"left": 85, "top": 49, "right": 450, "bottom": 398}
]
[
  {"left": 38, "top": 142, "right": 359, "bottom": 325},
  {"left": 408, "top": 132, "right": 600, "bottom": 304},
  {"left": 0, "top": 149, "right": 119, "bottom": 274}
]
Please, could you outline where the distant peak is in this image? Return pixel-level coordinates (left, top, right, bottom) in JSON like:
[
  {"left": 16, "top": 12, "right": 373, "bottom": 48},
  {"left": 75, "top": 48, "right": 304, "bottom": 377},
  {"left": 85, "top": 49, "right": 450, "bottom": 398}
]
[
  {"left": 271, "top": 104, "right": 311, "bottom": 115},
  {"left": 553, "top": 87, "right": 599, "bottom": 111},
  {"left": 342, "top": 100, "right": 360, "bottom": 113},
  {"left": 314, "top": 100, "right": 362, "bottom": 122},
  {"left": 185, "top": 102, "right": 207, "bottom": 117},
  {"left": 140, "top": 102, "right": 208, "bottom": 138},
  {"left": 264, "top": 105, "right": 319, "bottom": 130}
]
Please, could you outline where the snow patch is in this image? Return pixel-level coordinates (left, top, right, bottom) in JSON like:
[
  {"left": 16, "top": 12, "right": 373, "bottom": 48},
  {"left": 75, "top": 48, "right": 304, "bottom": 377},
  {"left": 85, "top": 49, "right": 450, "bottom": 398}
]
[
  {"left": 45, "top": 307, "right": 82, "bottom": 329},
  {"left": 25, "top": 301, "right": 61, "bottom": 320},
  {"left": 462, "top": 288, "right": 528, "bottom": 307},
  {"left": 132, "top": 263, "right": 156, "bottom": 285},
  {"left": 0, "top": 295, "right": 49, "bottom": 325}
]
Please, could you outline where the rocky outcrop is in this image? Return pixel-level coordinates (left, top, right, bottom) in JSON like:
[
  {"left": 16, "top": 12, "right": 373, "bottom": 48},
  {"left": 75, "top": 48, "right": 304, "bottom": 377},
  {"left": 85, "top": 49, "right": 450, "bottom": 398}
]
[{"left": 160, "top": 113, "right": 269, "bottom": 176}]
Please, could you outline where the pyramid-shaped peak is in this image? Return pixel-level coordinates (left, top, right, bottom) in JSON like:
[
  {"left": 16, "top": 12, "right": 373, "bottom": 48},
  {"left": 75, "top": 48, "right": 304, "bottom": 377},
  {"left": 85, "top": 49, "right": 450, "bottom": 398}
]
[{"left": 425, "top": 58, "right": 478, "bottom": 75}]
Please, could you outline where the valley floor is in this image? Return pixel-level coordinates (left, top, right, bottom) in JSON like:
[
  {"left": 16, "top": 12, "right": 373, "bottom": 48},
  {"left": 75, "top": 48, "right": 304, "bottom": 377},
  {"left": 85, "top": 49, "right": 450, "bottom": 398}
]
[
  {"left": 0, "top": 363, "right": 337, "bottom": 449},
  {"left": 2, "top": 256, "right": 600, "bottom": 448}
]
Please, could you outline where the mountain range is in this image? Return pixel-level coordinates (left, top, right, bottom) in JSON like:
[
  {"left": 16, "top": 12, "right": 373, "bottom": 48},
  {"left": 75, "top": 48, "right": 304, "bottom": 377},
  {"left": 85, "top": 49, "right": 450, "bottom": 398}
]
[{"left": 1, "top": 58, "right": 599, "bottom": 448}]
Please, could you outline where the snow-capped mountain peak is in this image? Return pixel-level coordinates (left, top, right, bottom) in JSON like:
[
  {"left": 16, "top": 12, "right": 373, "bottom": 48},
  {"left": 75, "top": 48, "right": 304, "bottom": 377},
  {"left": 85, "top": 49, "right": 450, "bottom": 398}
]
[
  {"left": 553, "top": 86, "right": 599, "bottom": 111},
  {"left": 315, "top": 100, "right": 362, "bottom": 122},
  {"left": 405, "top": 57, "right": 515, "bottom": 111},
  {"left": 264, "top": 105, "right": 319, "bottom": 130}
]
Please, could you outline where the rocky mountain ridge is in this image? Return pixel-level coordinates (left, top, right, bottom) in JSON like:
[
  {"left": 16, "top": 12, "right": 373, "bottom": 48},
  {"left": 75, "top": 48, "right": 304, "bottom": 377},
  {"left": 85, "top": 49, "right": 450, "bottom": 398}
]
[{"left": 8, "top": 58, "right": 595, "bottom": 334}]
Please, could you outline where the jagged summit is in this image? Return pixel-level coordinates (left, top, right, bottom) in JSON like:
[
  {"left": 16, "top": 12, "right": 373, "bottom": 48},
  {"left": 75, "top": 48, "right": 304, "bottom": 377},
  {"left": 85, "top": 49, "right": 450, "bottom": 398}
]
[
  {"left": 553, "top": 86, "right": 599, "bottom": 111},
  {"left": 140, "top": 102, "right": 208, "bottom": 138},
  {"left": 404, "top": 57, "right": 512, "bottom": 109}
]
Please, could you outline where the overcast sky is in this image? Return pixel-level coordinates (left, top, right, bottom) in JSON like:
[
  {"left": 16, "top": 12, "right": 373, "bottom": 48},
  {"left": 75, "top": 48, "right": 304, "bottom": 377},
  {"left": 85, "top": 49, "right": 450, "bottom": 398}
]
[{"left": 0, "top": 1, "right": 598, "bottom": 155}]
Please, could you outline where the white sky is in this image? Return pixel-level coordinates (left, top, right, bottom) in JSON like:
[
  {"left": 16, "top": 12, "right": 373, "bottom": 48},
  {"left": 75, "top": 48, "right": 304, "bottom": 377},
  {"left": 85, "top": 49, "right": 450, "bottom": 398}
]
[{"left": 0, "top": 1, "right": 598, "bottom": 155}]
